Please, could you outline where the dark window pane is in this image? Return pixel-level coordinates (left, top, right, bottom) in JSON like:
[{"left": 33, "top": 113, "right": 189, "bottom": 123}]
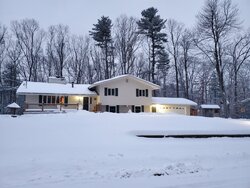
[
  {"left": 143, "top": 90, "right": 145, "bottom": 96},
  {"left": 146, "top": 89, "right": 148, "bottom": 97},
  {"left": 139, "top": 90, "right": 142, "bottom": 96},
  {"left": 104, "top": 88, "right": 107, "bottom": 96},
  {"left": 132, "top": 105, "right": 135, "bottom": 112},
  {"left": 110, "top": 106, "right": 116, "bottom": 113},
  {"left": 116, "top": 105, "right": 119, "bottom": 113},
  {"left": 52, "top": 96, "right": 55, "bottom": 103},
  {"left": 56, "top": 96, "right": 60, "bottom": 103},
  {"left": 115, "top": 88, "right": 118, "bottom": 96},
  {"left": 64, "top": 96, "right": 68, "bottom": 104},
  {"left": 43, "top": 96, "right": 47, "bottom": 103},
  {"left": 112, "top": 88, "right": 115, "bottom": 96},
  {"left": 48, "top": 96, "right": 51, "bottom": 103},
  {"left": 141, "top": 105, "right": 144, "bottom": 112},
  {"left": 108, "top": 89, "right": 111, "bottom": 95},
  {"left": 135, "top": 106, "right": 141, "bottom": 113},
  {"left": 136, "top": 89, "right": 139, "bottom": 97},
  {"left": 39, "top": 95, "right": 42, "bottom": 103},
  {"left": 106, "top": 105, "right": 109, "bottom": 112}
]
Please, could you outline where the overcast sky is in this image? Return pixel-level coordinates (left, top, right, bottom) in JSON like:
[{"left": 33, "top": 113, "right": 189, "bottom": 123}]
[{"left": 1, "top": 0, "right": 249, "bottom": 35}]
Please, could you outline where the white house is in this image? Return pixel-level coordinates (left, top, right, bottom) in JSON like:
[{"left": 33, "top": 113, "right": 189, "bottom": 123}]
[{"left": 16, "top": 75, "right": 197, "bottom": 115}]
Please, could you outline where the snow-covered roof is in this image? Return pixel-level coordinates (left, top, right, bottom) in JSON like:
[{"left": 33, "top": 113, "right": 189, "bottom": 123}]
[
  {"left": 152, "top": 97, "right": 197, "bottom": 106},
  {"left": 89, "top": 74, "right": 160, "bottom": 90},
  {"left": 7, "top": 102, "right": 20, "bottom": 109},
  {"left": 200, "top": 104, "right": 220, "bottom": 109},
  {"left": 17, "top": 81, "right": 97, "bottom": 96}
]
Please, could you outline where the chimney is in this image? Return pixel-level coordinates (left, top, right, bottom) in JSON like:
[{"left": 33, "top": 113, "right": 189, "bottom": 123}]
[{"left": 71, "top": 82, "right": 74, "bottom": 88}]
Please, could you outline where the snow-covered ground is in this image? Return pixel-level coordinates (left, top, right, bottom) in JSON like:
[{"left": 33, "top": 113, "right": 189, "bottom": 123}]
[{"left": 1, "top": 111, "right": 250, "bottom": 188}]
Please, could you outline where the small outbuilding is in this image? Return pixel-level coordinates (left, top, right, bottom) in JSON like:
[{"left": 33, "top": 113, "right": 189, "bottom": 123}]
[
  {"left": 6, "top": 102, "right": 21, "bottom": 117},
  {"left": 200, "top": 104, "right": 220, "bottom": 117},
  {"left": 236, "top": 98, "right": 250, "bottom": 119}
]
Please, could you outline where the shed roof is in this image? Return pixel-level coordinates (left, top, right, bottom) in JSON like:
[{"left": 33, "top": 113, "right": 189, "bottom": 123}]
[
  {"left": 200, "top": 104, "right": 220, "bottom": 109},
  {"left": 7, "top": 102, "right": 20, "bottom": 109},
  {"left": 152, "top": 97, "right": 197, "bottom": 106},
  {"left": 17, "top": 81, "right": 97, "bottom": 96}
]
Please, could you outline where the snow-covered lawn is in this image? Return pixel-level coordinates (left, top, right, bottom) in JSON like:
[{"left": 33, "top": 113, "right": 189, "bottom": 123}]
[{"left": 1, "top": 111, "right": 250, "bottom": 188}]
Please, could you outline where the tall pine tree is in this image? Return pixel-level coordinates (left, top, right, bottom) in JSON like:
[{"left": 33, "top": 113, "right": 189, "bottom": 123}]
[
  {"left": 90, "top": 16, "right": 112, "bottom": 79},
  {"left": 137, "top": 7, "right": 167, "bottom": 83}
]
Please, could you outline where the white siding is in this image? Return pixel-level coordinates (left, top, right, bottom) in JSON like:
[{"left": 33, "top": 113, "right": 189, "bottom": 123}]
[
  {"left": 96, "top": 77, "right": 154, "bottom": 106},
  {"left": 151, "top": 104, "right": 191, "bottom": 115}
]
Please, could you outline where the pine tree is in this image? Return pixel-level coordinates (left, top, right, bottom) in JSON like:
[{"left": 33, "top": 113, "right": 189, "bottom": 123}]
[
  {"left": 157, "top": 49, "right": 170, "bottom": 96},
  {"left": 90, "top": 16, "right": 112, "bottom": 79},
  {"left": 137, "top": 7, "right": 167, "bottom": 83}
]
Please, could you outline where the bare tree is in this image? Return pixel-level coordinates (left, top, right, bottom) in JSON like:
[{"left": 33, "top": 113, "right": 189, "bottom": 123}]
[
  {"left": 45, "top": 26, "right": 56, "bottom": 78},
  {"left": 179, "top": 29, "right": 193, "bottom": 99},
  {"left": 2, "top": 38, "right": 22, "bottom": 86},
  {"left": 166, "top": 19, "right": 184, "bottom": 97},
  {"left": 11, "top": 19, "right": 45, "bottom": 81},
  {"left": 67, "top": 35, "right": 90, "bottom": 84},
  {"left": 195, "top": 0, "right": 240, "bottom": 117},
  {"left": 114, "top": 15, "right": 141, "bottom": 74},
  {"left": 0, "top": 24, "right": 7, "bottom": 85},
  {"left": 228, "top": 32, "right": 250, "bottom": 104},
  {"left": 53, "top": 25, "right": 70, "bottom": 78}
]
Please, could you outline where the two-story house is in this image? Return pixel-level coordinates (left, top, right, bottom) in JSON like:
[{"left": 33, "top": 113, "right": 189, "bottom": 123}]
[{"left": 16, "top": 74, "right": 197, "bottom": 115}]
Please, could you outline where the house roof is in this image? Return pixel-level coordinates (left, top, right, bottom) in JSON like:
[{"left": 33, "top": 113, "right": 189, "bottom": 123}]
[
  {"left": 200, "top": 104, "right": 220, "bottom": 109},
  {"left": 89, "top": 74, "right": 161, "bottom": 90},
  {"left": 17, "top": 81, "right": 97, "bottom": 96},
  {"left": 152, "top": 97, "right": 197, "bottom": 106}
]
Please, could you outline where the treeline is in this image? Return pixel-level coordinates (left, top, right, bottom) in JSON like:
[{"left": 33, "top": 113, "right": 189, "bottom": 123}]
[{"left": 0, "top": 0, "right": 250, "bottom": 117}]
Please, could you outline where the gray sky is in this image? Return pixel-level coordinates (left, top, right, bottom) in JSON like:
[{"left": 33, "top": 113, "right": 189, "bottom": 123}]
[{"left": 1, "top": 0, "right": 249, "bottom": 35}]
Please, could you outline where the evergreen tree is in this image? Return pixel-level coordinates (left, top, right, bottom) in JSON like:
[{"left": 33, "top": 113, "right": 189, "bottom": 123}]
[
  {"left": 90, "top": 16, "right": 112, "bottom": 79},
  {"left": 157, "top": 49, "right": 170, "bottom": 96},
  {"left": 137, "top": 7, "right": 167, "bottom": 83}
]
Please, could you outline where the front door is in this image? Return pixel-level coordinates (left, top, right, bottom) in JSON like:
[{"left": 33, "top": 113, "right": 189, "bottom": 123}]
[
  {"left": 152, "top": 106, "right": 156, "bottom": 113},
  {"left": 83, "top": 97, "right": 89, "bottom": 111}
]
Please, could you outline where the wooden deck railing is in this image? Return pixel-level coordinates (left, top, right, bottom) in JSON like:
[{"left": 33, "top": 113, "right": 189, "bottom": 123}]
[{"left": 25, "top": 103, "right": 79, "bottom": 111}]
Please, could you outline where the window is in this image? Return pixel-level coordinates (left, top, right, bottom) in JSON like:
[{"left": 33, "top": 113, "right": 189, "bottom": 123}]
[
  {"left": 115, "top": 88, "right": 118, "bottom": 96},
  {"left": 109, "top": 106, "right": 116, "bottom": 113},
  {"left": 104, "top": 87, "right": 119, "bottom": 96},
  {"left": 64, "top": 96, "right": 68, "bottom": 105},
  {"left": 56, "top": 96, "right": 60, "bottom": 104},
  {"left": 39, "top": 95, "right": 42, "bottom": 103},
  {"left": 48, "top": 96, "right": 51, "bottom": 103},
  {"left": 106, "top": 105, "right": 119, "bottom": 113},
  {"left": 43, "top": 96, "right": 47, "bottom": 103},
  {"left": 136, "top": 89, "right": 148, "bottom": 97},
  {"left": 52, "top": 96, "right": 56, "bottom": 103}
]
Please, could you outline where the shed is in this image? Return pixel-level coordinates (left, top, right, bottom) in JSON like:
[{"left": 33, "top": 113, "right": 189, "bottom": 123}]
[
  {"left": 236, "top": 98, "right": 250, "bottom": 119},
  {"left": 200, "top": 104, "right": 220, "bottom": 117}
]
